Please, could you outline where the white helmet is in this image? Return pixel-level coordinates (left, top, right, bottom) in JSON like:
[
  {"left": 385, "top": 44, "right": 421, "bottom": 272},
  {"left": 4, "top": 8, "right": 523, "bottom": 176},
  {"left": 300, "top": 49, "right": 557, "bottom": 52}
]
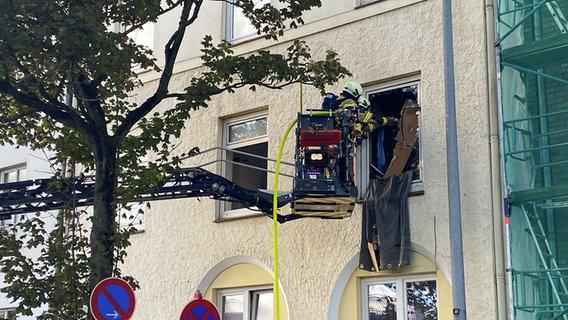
[
  {"left": 343, "top": 81, "right": 363, "bottom": 98},
  {"left": 358, "top": 96, "right": 370, "bottom": 109}
]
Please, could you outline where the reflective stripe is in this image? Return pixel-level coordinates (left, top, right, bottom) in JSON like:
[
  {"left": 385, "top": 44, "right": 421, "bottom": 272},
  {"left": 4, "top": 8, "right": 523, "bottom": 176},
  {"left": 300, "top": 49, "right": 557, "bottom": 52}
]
[
  {"left": 339, "top": 98, "right": 357, "bottom": 108},
  {"left": 363, "top": 111, "right": 373, "bottom": 123}
]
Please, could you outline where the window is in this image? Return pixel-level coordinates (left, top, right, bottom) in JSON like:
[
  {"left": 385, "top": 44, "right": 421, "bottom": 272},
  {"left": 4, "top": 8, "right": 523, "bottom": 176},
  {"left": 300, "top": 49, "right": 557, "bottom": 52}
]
[
  {"left": 0, "top": 165, "right": 26, "bottom": 184},
  {"left": 362, "top": 276, "right": 437, "bottom": 320},
  {"left": 0, "top": 165, "right": 26, "bottom": 229},
  {"left": 226, "top": 0, "right": 269, "bottom": 43},
  {"left": 220, "top": 112, "right": 268, "bottom": 219},
  {"left": 199, "top": 258, "right": 287, "bottom": 319},
  {"left": 0, "top": 309, "right": 15, "bottom": 320},
  {"left": 118, "top": 21, "right": 154, "bottom": 72},
  {"left": 357, "top": 80, "right": 422, "bottom": 196},
  {"left": 128, "top": 22, "right": 154, "bottom": 51},
  {"left": 217, "top": 287, "right": 273, "bottom": 320}
]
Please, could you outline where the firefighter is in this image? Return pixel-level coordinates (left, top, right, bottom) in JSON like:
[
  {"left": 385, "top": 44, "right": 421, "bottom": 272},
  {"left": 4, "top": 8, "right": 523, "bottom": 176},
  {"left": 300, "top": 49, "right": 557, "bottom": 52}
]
[
  {"left": 352, "top": 96, "right": 378, "bottom": 142},
  {"left": 356, "top": 96, "right": 398, "bottom": 134},
  {"left": 329, "top": 80, "right": 364, "bottom": 186},
  {"left": 342, "top": 95, "right": 397, "bottom": 146},
  {"left": 332, "top": 81, "right": 364, "bottom": 141},
  {"left": 336, "top": 80, "right": 363, "bottom": 109}
]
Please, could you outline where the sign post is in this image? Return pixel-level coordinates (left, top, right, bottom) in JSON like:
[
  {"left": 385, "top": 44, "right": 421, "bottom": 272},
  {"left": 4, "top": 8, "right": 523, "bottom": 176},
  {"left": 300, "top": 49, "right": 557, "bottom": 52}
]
[
  {"left": 90, "top": 277, "right": 136, "bottom": 320},
  {"left": 180, "top": 291, "right": 220, "bottom": 320}
]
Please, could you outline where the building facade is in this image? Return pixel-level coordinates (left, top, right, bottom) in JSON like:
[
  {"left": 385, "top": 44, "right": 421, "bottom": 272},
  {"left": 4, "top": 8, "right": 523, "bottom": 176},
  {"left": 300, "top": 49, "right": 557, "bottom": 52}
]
[
  {"left": 2, "top": 0, "right": 566, "bottom": 319},
  {"left": 121, "top": 0, "right": 506, "bottom": 319}
]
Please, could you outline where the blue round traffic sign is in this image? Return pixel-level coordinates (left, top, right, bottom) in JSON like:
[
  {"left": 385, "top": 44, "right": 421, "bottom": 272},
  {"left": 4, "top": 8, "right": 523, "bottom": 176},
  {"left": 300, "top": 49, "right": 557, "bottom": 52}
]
[
  {"left": 90, "top": 277, "right": 136, "bottom": 320},
  {"left": 180, "top": 294, "right": 220, "bottom": 320}
]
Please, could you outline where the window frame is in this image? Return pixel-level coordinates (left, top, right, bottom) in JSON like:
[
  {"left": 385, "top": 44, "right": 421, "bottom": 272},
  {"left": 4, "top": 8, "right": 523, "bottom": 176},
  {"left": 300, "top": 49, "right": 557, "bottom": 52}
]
[
  {"left": 357, "top": 78, "right": 423, "bottom": 198},
  {"left": 219, "top": 111, "right": 269, "bottom": 220},
  {"left": 225, "top": 0, "right": 269, "bottom": 43},
  {"left": 361, "top": 274, "right": 438, "bottom": 320},
  {"left": 216, "top": 285, "right": 273, "bottom": 320},
  {"left": 0, "top": 308, "right": 16, "bottom": 320},
  {"left": 117, "top": 21, "right": 155, "bottom": 73},
  {"left": 0, "top": 164, "right": 26, "bottom": 184},
  {"left": 0, "top": 164, "right": 26, "bottom": 229}
]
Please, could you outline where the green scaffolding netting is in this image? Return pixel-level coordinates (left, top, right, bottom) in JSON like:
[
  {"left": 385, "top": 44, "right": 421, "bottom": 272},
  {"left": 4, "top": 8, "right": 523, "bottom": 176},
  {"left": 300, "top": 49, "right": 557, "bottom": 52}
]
[{"left": 499, "top": 1, "right": 568, "bottom": 319}]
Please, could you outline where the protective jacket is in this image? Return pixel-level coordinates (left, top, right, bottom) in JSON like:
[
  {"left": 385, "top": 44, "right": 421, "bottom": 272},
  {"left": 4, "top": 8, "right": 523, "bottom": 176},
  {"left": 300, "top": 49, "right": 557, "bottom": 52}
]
[{"left": 334, "top": 96, "right": 383, "bottom": 141}]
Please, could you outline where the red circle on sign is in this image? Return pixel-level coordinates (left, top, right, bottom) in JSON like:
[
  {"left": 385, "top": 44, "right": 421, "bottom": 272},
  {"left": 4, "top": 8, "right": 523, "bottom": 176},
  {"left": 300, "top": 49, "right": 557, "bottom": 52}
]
[
  {"left": 180, "top": 297, "right": 220, "bottom": 320},
  {"left": 90, "top": 277, "right": 136, "bottom": 320}
]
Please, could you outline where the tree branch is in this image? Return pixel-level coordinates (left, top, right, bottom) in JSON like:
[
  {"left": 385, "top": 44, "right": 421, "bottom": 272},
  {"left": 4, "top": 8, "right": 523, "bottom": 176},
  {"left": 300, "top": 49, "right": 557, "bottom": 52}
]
[
  {"left": 74, "top": 73, "right": 109, "bottom": 131},
  {"left": 0, "top": 79, "right": 95, "bottom": 143},
  {"left": 115, "top": 0, "right": 203, "bottom": 139}
]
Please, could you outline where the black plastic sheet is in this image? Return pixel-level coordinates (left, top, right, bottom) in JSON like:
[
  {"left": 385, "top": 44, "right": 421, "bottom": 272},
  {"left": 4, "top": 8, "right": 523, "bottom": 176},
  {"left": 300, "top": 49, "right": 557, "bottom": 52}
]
[{"left": 359, "top": 170, "right": 414, "bottom": 271}]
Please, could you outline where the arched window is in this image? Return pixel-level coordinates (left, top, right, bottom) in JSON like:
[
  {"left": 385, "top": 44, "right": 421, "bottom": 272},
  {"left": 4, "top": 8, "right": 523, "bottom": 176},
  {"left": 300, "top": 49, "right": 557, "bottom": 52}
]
[
  {"left": 330, "top": 251, "right": 451, "bottom": 320},
  {"left": 198, "top": 256, "right": 289, "bottom": 319}
]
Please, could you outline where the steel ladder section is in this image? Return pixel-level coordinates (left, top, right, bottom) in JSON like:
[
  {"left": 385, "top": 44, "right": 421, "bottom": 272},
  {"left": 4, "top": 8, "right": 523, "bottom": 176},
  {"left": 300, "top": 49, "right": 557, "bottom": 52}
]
[{"left": 521, "top": 203, "right": 568, "bottom": 320}]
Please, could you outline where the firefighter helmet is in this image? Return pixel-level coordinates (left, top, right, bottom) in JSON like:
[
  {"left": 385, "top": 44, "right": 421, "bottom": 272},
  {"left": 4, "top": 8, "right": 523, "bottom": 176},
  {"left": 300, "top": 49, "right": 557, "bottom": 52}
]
[
  {"left": 343, "top": 81, "right": 363, "bottom": 99},
  {"left": 358, "top": 96, "right": 370, "bottom": 109}
]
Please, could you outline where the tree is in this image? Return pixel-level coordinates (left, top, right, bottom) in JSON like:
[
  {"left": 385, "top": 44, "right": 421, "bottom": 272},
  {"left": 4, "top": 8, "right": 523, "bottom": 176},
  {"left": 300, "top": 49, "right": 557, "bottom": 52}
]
[{"left": 0, "top": 0, "right": 350, "bottom": 317}]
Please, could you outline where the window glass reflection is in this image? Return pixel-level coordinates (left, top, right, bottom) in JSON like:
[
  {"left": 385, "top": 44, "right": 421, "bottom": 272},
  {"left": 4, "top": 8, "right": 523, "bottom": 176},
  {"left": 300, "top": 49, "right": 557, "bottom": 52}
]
[
  {"left": 406, "top": 280, "right": 438, "bottom": 320},
  {"left": 228, "top": 117, "right": 267, "bottom": 143},
  {"left": 368, "top": 283, "right": 397, "bottom": 320},
  {"left": 223, "top": 293, "right": 244, "bottom": 320},
  {"left": 252, "top": 291, "right": 273, "bottom": 320}
]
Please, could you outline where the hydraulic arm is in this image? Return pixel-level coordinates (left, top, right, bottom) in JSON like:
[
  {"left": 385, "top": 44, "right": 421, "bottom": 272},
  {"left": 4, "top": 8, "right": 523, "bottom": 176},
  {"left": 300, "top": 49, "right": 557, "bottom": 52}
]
[
  {"left": 0, "top": 167, "right": 304, "bottom": 223},
  {"left": 0, "top": 109, "right": 360, "bottom": 223}
]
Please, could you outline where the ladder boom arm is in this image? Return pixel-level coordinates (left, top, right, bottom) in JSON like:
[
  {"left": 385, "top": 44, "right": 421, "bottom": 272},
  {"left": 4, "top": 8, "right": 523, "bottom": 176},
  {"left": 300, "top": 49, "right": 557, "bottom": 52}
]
[{"left": 0, "top": 167, "right": 299, "bottom": 223}]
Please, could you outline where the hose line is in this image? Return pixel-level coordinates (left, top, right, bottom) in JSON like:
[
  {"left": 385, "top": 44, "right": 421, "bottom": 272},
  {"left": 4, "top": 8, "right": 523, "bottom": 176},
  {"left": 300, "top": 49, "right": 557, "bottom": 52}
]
[
  {"left": 273, "top": 117, "right": 297, "bottom": 320},
  {"left": 272, "top": 109, "right": 332, "bottom": 319}
]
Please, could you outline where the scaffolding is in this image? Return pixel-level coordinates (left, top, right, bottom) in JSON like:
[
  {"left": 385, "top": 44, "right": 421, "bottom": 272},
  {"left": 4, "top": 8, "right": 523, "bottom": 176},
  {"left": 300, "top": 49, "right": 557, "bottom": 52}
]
[{"left": 499, "top": 0, "right": 568, "bottom": 319}]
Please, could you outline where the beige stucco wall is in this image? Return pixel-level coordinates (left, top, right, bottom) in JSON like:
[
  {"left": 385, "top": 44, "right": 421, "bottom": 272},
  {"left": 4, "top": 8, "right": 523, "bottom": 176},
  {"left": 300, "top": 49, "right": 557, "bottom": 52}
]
[{"left": 122, "top": 0, "right": 498, "bottom": 319}]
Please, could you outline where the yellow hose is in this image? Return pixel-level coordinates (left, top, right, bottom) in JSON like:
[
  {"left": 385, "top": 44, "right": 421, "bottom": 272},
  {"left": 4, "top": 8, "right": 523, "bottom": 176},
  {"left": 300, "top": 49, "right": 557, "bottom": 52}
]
[
  {"left": 273, "top": 117, "right": 297, "bottom": 320},
  {"left": 272, "top": 109, "right": 332, "bottom": 319},
  {"left": 299, "top": 83, "right": 303, "bottom": 113}
]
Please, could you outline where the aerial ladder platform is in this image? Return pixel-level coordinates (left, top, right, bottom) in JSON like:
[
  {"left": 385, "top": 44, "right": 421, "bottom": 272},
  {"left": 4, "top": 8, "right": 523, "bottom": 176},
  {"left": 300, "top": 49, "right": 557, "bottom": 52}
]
[{"left": 0, "top": 108, "right": 360, "bottom": 223}]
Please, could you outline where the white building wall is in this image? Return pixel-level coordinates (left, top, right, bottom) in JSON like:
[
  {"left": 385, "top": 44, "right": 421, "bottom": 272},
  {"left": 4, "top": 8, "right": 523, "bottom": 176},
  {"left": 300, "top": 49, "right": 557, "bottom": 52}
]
[{"left": 122, "top": 0, "right": 499, "bottom": 319}]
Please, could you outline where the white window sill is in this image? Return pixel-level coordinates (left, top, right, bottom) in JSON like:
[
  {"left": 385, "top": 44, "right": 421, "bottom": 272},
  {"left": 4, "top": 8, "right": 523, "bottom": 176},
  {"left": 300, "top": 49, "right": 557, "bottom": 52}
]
[{"left": 216, "top": 207, "right": 266, "bottom": 222}]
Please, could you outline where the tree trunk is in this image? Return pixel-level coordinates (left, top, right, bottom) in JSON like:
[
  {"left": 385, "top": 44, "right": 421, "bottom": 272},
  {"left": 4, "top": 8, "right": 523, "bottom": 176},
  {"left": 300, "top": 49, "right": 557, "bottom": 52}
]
[{"left": 89, "top": 144, "right": 118, "bottom": 291}]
